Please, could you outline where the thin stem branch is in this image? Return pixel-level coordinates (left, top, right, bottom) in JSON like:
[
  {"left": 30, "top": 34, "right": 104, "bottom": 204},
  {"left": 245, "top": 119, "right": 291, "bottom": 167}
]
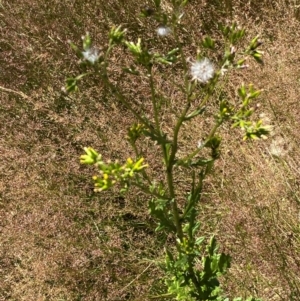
[
  {"left": 179, "top": 120, "right": 222, "bottom": 163},
  {"left": 0, "top": 85, "right": 31, "bottom": 100},
  {"left": 115, "top": 262, "right": 154, "bottom": 298},
  {"left": 163, "top": 18, "right": 196, "bottom": 242},
  {"left": 132, "top": 181, "right": 170, "bottom": 200},
  {"left": 149, "top": 70, "right": 160, "bottom": 132}
]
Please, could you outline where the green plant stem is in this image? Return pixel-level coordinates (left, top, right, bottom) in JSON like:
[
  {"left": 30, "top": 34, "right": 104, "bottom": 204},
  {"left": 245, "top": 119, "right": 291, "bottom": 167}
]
[
  {"left": 167, "top": 21, "right": 216, "bottom": 291},
  {"left": 187, "top": 261, "right": 201, "bottom": 297},
  {"left": 199, "top": 72, "right": 220, "bottom": 107},
  {"left": 132, "top": 181, "right": 169, "bottom": 200},
  {"left": 148, "top": 292, "right": 174, "bottom": 299},
  {"left": 182, "top": 173, "right": 204, "bottom": 220},
  {"left": 166, "top": 96, "right": 193, "bottom": 242},
  {"left": 149, "top": 69, "right": 160, "bottom": 132},
  {"left": 178, "top": 75, "right": 223, "bottom": 164},
  {"left": 148, "top": 68, "right": 171, "bottom": 179},
  {"left": 148, "top": 27, "right": 189, "bottom": 242},
  {"left": 130, "top": 142, "right": 152, "bottom": 185},
  {"left": 164, "top": 20, "right": 195, "bottom": 242},
  {"left": 166, "top": 170, "right": 184, "bottom": 240},
  {"left": 180, "top": 120, "right": 222, "bottom": 163}
]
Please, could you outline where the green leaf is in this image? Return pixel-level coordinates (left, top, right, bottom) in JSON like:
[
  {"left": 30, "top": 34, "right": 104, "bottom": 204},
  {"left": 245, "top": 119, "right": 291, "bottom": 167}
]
[
  {"left": 65, "top": 77, "right": 78, "bottom": 93},
  {"left": 82, "top": 32, "right": 92, "bottom": 51},
  {"left": 203, "top": 256, "right": 212, "bottom": 279},
  {"left": 218, "top": 253, "right": 231, "bottom": 273},
  {"left": 202, "top": 36, "right": 215, "bottom": 49},
  {"left": 68, "top": 41, "right": 84, "bottom": 58},
  {"left": 184, "top": 107, "right": 206, "bottom": 121},
  {"left": 211, "top": 256, "right": 219, "bottom": 273},
  {"left": 167, "top": 48, "right": 180, "bottom": 56},
  {"left": 252, "top": 51, "right": 263, "bottom": 64},
  {"left": 166, "top": 248, "right": 174, "bottom": 263},
  {"left": 153, "top": 0, "right": 161, "bottom": 8},
  {"left": 140, "top": 7, "right": 155, "bottom": 17},
  {"left": 123, "top": 65, "right": 140, "bottom": 75},
  {"left": 237, "top": 28, "right": 246, "bottom": 39},
  {"left": 191, "top": 158, "right": 214, "bottom": 167},
  {"left": 109, "top": 25, "right": 126, "bottom": 45},
  {"left": 238, "top": 85, "right": 246, "bottom": 99},
  {"left": 148, "top": 199, "right": 176, "bottom": 232},
  {"left": 143, "top": 129, "right": 172, "bottom": 145},
  {"left": 219, "top": 23, "right": 230, "bottom": 37},
  {"left": 205, "top": 136, "right": 221, "bottom": 149},
  {"left": 195, "top": 236, "right": 205, "bottom": 245},
  {"left": 249, "top": 91, "right": 261, "bottom": 99},
  {"left": 249, "top": 36, "right": 262, "bottom": 50},
  {"left": 181, "top": 0, "right": 189, "bottom": 6},
  {"left": 207, "top": 235, "right": 218, "bottom": 256}
]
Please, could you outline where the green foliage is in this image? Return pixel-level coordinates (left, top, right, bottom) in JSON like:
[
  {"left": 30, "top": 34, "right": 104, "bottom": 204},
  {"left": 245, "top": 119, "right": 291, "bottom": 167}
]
[
  {"left": 65, "top": 73, "right": 89, "bottom": 93},
  {"left": 67, "top": 0, "right": 270, "bottom": 299},
  {"left": 82, "top": 32, "right": 92, "bottom": 51},
  {"left": 80, "top": 147, "right": 147, "bottom": 192},
  {"left": 246, "top": 36, "right": 263, "bottom": 64},
  {"left": 232, "top": 84, "right": 271, "bottom": 140},
  {"left": 163, "top": 236, "right": 231, "bottom": 300},
  {"left": 149, "top": 198, "right": 177, "bottom": 232},
  {"left": 109, "top": 25, "right": 126, "bottom": 45},
  {"left": 202, "top": 36, "right": 215, "bottom": 50},
  {"left": 125, "top": 38, "right": 153, "bottom": 68}
]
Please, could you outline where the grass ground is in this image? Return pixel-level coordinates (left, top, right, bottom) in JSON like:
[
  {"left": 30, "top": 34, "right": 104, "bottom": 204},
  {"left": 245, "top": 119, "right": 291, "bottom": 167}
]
[{"left": 1, "top": 0, "right": 300, "bottom": 300}]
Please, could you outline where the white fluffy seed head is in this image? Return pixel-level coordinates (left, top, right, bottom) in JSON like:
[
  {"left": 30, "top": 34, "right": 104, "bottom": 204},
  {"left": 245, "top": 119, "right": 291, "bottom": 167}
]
[
  {"left": 82, "top": 48, "right": 99, "bottom": 64},
  {"left": 156, "top": 26, "right": 171, "bottom": 37},
  {"left": 269, "top": 137, "right": 289, "bottom": 157},
  {"left": 197, "top": 140, "right": 204, "bottom": 149},
  {"left": 190, "top": 58, "right": 215, "bottom": 83}
]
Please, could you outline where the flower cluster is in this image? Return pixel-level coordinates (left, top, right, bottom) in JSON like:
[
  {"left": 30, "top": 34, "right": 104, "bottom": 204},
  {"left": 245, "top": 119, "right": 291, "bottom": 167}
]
[{"left": 80, "top": 147, "right": 148, "bottom": 191}]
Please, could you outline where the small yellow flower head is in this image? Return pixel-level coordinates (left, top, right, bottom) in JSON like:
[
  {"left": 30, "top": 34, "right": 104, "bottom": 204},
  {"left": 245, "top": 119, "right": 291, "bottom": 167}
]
[{"left": 126, "top": 158, "right": 133, "bottom": 165}]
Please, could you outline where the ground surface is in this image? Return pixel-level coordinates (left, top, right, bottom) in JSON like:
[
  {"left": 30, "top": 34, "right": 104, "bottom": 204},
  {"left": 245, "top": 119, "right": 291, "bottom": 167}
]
[{"left": 1, "top": 1, "right": 300, "bottom": 300}]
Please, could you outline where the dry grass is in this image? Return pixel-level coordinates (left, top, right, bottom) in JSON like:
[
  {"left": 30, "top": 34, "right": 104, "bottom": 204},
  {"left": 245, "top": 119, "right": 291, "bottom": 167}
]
[{"left": 1, "top": 0, "right": 300, "bottom": 300}]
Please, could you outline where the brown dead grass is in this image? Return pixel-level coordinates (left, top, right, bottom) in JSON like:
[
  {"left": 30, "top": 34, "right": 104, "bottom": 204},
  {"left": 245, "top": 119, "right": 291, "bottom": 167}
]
[{"left": 1, "top": 0, "right": 300, "bottom": 300}]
